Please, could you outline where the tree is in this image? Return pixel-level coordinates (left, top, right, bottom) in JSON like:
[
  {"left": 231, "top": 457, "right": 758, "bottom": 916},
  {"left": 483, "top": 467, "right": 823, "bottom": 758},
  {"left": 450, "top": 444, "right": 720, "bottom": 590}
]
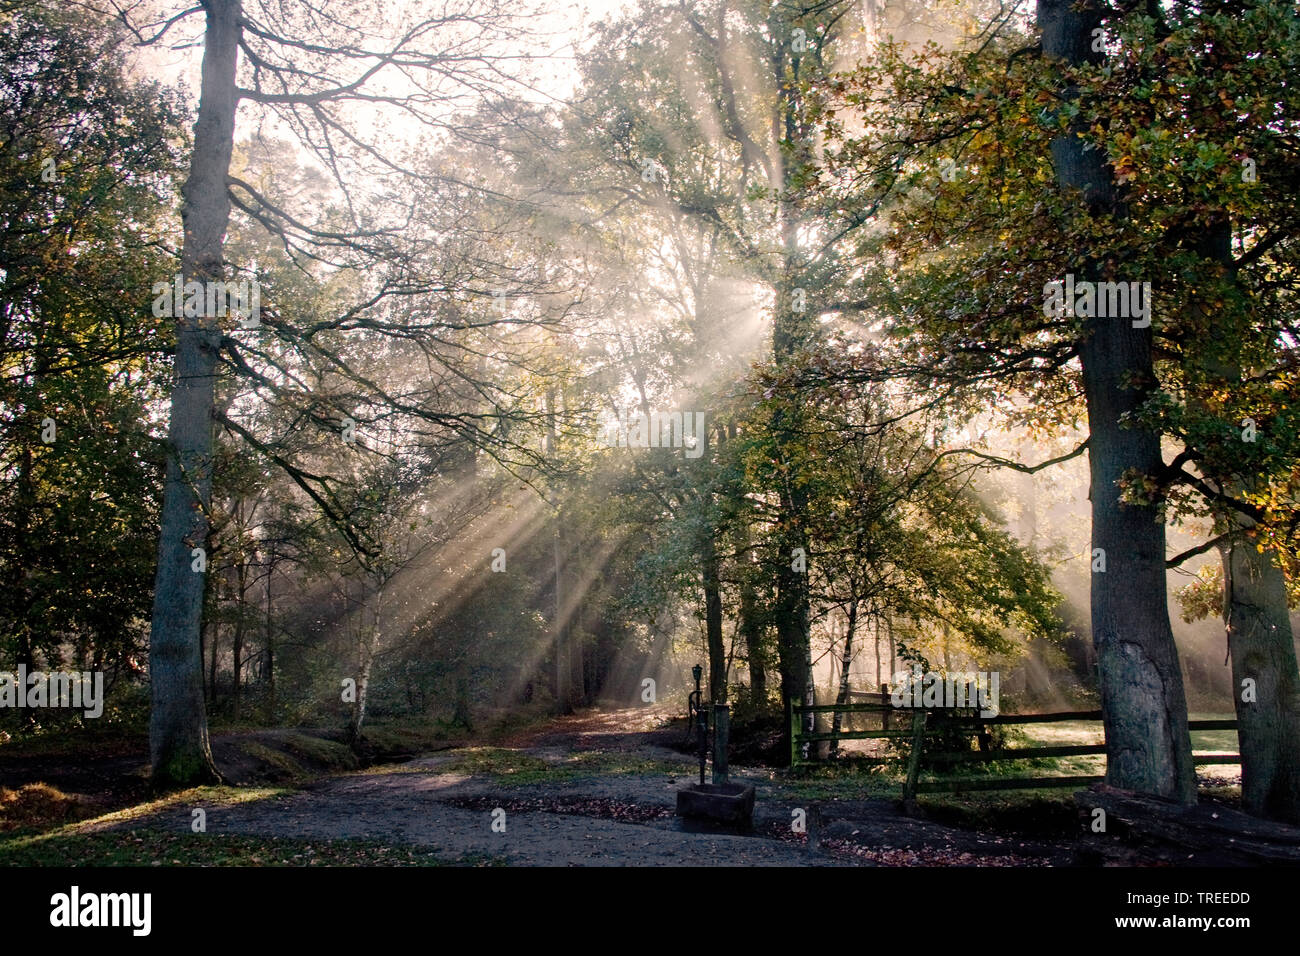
[
  {"left": 1109, "top": 1, "right": 1300, "bottom": 820},
  {"left": 537, "top": 0, "right": 874, "bottom": 743},
  {"left": 96, "top": 0, "right": 551, "bottom": 786},
  {"left": 1038, "top": 0, "right": 1195, "bottom": 802},
  {"left": 754, "top": 349, "right": 1062, "bottom": 756},
  {"left": 814, "top": 0, "right": 1228, "bottom": 799},
  {"left": 0, "top": 2, "right": 184, "bottom": 729}
]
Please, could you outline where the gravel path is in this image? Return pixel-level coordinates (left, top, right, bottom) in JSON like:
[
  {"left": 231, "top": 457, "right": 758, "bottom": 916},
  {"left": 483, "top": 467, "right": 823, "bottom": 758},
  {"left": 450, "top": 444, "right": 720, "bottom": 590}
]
[
  {"left": 123, "top": 770, "right": 847, "bottom": 866},
  {"left": 91, "top": 707, "right": 1076, "bottom": 866}
]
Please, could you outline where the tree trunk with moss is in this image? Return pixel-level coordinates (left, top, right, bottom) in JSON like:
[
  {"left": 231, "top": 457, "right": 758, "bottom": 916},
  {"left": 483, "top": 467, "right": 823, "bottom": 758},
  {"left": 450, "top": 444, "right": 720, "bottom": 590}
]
[{"left": 147, "top": 0, "right": 242, "bottom": 787}]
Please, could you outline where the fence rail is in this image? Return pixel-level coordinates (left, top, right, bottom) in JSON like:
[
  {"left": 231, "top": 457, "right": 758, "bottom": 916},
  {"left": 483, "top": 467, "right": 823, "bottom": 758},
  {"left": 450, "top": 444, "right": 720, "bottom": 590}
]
[{"left": 790, "top": 695, "right": 1240, "bottom": 798}]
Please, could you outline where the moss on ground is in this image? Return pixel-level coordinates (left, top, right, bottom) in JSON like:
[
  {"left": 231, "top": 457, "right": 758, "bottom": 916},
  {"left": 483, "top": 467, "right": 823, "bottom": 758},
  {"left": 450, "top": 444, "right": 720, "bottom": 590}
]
[
  {"left": 279, "top": 732, "right": 359, "bottom": 770},
  {"left": 354, "top": 719, "right": 457, "bottom": 756}
]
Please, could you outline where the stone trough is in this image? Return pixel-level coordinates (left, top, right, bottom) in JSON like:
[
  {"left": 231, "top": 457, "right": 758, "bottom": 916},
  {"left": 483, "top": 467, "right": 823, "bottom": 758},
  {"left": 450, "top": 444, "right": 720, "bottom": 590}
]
[
  {"left": 675, "top": 695, "right": 756, "bottom": 829},
  {"left": 675, "top": 781, "right": 756, "bottom": 827}
]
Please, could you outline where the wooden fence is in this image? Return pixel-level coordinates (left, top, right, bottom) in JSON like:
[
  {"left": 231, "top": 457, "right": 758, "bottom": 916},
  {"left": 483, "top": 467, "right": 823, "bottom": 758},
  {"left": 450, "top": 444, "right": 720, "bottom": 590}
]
[{"left": 790, "top": 693, "right": 1240, "bottom": 799}]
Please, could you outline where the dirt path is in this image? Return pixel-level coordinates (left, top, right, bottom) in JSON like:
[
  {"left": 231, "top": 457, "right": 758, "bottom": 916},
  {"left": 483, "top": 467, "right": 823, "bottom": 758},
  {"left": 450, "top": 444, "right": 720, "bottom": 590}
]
[{"left": 89, "top": 707, "right": 1078, "bottom": 866}]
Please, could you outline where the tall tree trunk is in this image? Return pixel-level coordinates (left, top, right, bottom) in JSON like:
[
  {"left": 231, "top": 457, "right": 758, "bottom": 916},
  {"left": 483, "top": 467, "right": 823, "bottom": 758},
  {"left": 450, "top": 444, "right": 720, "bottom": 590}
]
[
  {"left": 265, "top": 554, "right": 275, "bottom": 724},
  {"left": 348, "top": 588, "right": 382, "bottom": 744},
  {"left": 208, "top": 616, "right": 220, "bottom": 711},
  {"left": 13, "top": 441, "right": 31, "bottom": 730},
  {"left": 889, "top": 614, "right": 897, "bottom": 685},
  {"left": 348, "top": 634, "right": 374, "bottom": 745},
  {"left": 772, "top": 280, "right": 814, "bottom": 754},
  {"left": 13, "top": 631, "right": 34, "bottom": 731},
  {"left": 12, "top": 353, "right": 52, "bottom": 730},
  {"left": 545, "top": 388, "right": 572, "bottom": 714},
  {"left": 452, "top": 676, "right": 472, "bottom": 729},
  {"left": 1195, "top": 223, "right": 1300, "bottom": 822},
  {"left": 1076, "top": 199, "right": 1196, "bottom": 805},
  {"left": 769, "top": 27, "right": 815, "bottom": 754},
  {"left": 1223, "top": 524, "right": 1300, "bottom": 822},
  {"left": 231, "top": 557, "right": 246, "bottom": 722},
  {"left": 570, "top": 546, "right": 585, "bottom": 708},
  {"left": 830, "top": 597, "right": 858, "bottom": 758},
  {"left": 773, "top": 515, "right": 813, "bottom": 753},
  {"left": 148, "top": 0, "right": 241, "bottom": 787},
  {"left": 736, "top": 519, "right": 768, "bottom": 704},
  {"left": 739, "top": 582, "right": 767, "bottom": 705},
  {"left": 553, "top": 524, "right": 570, "bottom": 714},
  {"left": 874, "top": 613, "right": 883, "bottom": 691},
  {"left": 199, "top": 618, "right": 208, "bottom": 705},
  {"left": 745, "top": 626, "right": 767, "bottom": 704},
  {"left": 201, "top": 567, "right": 217, "bottom": 705},
  {"left": 1039, "top": 0, "right": 1194, "bottom": 802}
]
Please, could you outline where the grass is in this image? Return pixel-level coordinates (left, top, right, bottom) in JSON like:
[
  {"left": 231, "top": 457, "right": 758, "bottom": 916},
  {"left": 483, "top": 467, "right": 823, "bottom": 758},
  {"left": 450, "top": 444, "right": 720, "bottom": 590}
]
[
  {"left": 356, "top": 718, "right": 459, "bottom": 756},
  {"left": 768, "top": 763, "right": 903, "bottom": 801},
  {"left": 439, "top": 747, "right": 552, "bottom": 780},
  {"left": 0, "top": 772, "right": 507, "bottom": 867},
  {"left": 429, "top": 746, "right": 692, "bottom": 784},
  {"left": 916, "top": 790, "right": 1080, "bottom": 834},
  {"left": 557, "top": 750, "right": 693, "bottom": 777},
  {"left": 0, "top": 725, "right": 146, "bottom": 759},
  {"left": 0, "top": 783, "right": 278, "bottom": 838},
  {"left": 277, "top": 732, "right": 359, "bottom": 771},
  {"left": 908, "top": 712, "right": 1240, "bottom": 782},
  {"left": 1014, "top": 713, "right": 1238, "bottom": 750},
  {"left": 1, "top": 709, "right": 1243, "bottom": 863},
  {"left": 75, "top": 785, "right": 289, "bottom": 829},
  {"left": 0, "top": 784, "right": 286, "bottom": 863},
  {"left": 785, "top": 711, "right": 1243, "bottom": 801},
  {"left": 237, "top": 741, "right": 312, "bottom": 780},
  {"left": 0, "top": 829, "right": 500, "bottom": 866}
]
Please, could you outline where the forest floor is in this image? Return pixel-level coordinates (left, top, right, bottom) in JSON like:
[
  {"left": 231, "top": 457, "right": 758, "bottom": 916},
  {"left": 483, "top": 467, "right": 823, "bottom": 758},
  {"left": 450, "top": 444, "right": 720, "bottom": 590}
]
[{"left": 2, "top": 705, "right": 1096, "bottom": 866}]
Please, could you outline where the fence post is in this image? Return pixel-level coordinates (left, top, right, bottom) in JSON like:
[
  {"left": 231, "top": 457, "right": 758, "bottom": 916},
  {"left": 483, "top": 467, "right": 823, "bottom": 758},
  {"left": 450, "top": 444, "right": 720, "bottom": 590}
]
[{"left": 903, "top": 708, "right": 925, "bottom": 810}]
